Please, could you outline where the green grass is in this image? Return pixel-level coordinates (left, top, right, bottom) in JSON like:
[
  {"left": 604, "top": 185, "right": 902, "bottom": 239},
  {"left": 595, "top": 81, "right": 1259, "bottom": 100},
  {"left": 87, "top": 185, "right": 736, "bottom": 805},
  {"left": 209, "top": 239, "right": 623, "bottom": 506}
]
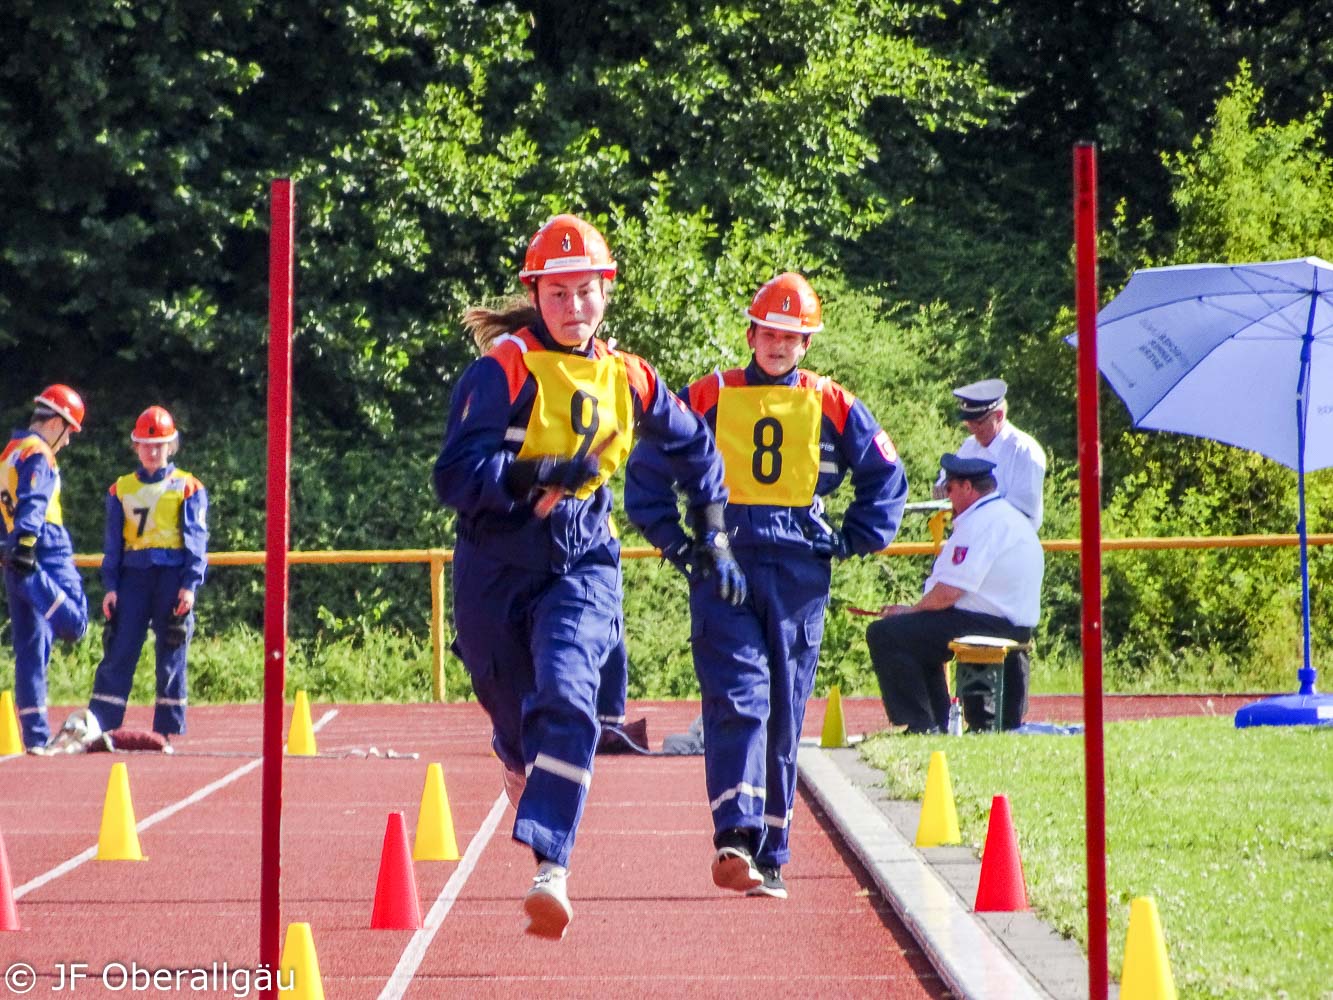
[{"left": 860, "top": 718, "right": 1333, "bottom": 999}]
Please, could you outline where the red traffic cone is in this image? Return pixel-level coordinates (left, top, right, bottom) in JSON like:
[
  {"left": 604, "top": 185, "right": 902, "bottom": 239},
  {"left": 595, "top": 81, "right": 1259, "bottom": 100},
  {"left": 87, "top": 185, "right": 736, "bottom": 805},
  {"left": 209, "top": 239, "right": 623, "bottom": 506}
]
[
  {"left": 370, "top": 812, "right": 422, "bottom": 930},
  {"left": 1, "top": 825, "right": 19, "bottom": 931},
  {"left": 974, "top": 795, "right": 1029, "bottom": 912}
]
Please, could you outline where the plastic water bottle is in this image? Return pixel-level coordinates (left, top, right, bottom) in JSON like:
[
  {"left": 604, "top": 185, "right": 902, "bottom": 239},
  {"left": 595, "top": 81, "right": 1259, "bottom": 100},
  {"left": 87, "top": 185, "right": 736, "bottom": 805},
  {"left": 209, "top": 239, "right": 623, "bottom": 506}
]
[{"left": 947, "top": 699, "right": 963, "bottom": 736}]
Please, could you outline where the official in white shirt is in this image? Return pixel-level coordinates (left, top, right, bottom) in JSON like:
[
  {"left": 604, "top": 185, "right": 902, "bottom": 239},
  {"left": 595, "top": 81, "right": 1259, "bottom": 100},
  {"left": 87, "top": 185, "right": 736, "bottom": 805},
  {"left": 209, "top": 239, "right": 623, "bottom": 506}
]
[
  {"left": 870, "top": 453, "right": 1044, "bottom": 732},
  {"left": 932, "top": 378, "right": 1046, "bottom": 529}
]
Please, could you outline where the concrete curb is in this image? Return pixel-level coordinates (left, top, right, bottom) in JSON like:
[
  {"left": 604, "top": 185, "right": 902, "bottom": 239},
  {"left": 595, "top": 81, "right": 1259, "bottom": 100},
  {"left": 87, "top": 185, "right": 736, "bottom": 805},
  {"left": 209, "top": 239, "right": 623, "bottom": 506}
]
[{"left": 798, "top": 742, "right": 1092, "bottom": 1000}]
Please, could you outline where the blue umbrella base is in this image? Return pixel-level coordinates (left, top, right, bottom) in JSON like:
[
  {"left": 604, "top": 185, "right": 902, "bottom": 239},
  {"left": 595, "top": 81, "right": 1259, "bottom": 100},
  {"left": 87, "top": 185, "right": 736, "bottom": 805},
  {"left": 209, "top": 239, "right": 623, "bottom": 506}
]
[{"left": 1234, "top": 692, "right": 1333, "bottom": 728}]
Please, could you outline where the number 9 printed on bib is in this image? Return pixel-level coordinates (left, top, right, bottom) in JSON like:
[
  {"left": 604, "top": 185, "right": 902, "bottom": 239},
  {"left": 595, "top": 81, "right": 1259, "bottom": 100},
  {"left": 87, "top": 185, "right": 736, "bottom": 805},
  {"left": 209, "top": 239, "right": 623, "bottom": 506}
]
[{"left": 518, "top": 351, "right": 635, "bottom": 497}]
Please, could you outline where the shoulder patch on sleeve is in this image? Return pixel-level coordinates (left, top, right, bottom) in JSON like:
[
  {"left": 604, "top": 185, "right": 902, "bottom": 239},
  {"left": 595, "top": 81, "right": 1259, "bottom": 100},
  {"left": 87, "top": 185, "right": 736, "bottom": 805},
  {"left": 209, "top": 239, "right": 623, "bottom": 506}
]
[{"left": 874, "top": 429, "right": 898, "bottom": 463}]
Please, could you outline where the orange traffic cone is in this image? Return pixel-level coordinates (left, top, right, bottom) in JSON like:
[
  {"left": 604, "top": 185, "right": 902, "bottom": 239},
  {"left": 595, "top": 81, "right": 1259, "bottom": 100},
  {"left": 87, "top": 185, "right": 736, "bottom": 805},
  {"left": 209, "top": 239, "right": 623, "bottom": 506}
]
[
  {"left": 974, "top": 794, "right": 1028, "bottom": 911},
  {"left": 370, "top": 812, "right": 422, "bottom": 929},
  {"left": 1, "top": 825, "right": 19, "bottom": 931}
]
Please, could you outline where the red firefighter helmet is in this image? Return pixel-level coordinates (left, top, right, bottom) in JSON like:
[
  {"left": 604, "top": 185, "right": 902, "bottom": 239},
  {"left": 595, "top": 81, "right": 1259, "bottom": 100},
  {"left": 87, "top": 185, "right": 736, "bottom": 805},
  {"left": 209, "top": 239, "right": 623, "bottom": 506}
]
[
  {"left": 131, "top": 406, "right": 178, "bottom": 443},
  {"left": 519, "top": 214, "right": 617, "bottom": 286},
  {"left": 744, "top": 272, "right": 823, "bottom": 334},
  {"left": 33, "top": 384, "right": 85, "bottom": 432}
]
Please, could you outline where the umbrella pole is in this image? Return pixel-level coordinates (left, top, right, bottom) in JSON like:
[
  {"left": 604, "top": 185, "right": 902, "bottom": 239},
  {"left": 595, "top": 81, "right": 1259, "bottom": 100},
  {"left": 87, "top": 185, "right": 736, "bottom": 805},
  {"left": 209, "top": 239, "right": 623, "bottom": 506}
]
[
  {"left": 1235, "top": 297, "right": 1333, "bottom": 726},
  {"left": 1296, "top": 332, "right": 1316, "bottom": 695}
]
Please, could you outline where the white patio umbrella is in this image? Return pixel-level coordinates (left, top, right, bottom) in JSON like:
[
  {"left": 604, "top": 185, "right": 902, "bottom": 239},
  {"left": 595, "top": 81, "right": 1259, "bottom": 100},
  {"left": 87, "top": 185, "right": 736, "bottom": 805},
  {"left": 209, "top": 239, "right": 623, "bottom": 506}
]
[{"left": 1076, "top": 256, "right": 1333, "bottom": 727}]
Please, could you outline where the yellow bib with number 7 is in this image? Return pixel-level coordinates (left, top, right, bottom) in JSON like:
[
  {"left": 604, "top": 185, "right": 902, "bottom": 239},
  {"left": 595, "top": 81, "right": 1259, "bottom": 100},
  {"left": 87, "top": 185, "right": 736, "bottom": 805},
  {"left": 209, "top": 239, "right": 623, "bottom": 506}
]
[
  {"left": 714, "top": 384, "right": 821, "bottom": 506},
  {"left": 518, "top": 350, "right": 634, "bottom": 498}
]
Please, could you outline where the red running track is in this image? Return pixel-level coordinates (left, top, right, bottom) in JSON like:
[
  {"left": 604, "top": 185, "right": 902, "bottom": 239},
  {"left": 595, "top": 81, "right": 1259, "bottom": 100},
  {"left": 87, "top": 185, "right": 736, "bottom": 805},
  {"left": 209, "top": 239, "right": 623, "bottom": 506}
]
[{"left": 1, "top": 700, "right": 946, "bottom": 999}]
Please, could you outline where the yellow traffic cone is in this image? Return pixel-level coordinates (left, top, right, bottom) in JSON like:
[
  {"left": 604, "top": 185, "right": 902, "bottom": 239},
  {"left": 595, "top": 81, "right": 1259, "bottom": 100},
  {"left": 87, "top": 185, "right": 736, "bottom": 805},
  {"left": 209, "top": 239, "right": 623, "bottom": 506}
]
[
  {"left": 414, "top": 763, "right": 460, "bottom": 861},
  {"left": 914, "top": 750, "right": 961, "bottom": 847},
  {"left": 0, "top": 691, "right": 22, "bottom": 756},
  {"left": 820, "top": 685, "right": 848, "bottom": 748},
  {"left": 96, "top": 763, "right": 145, "bottom": 861},
  {"left": 279, "top": 922, "right": 325, "bottom": 1000},
  {"left": 286, "top": 691, "right": 316, "bottom": 756},
  {"left": 1121, "top": 896, "right": 1177, "bottom": 1000}
]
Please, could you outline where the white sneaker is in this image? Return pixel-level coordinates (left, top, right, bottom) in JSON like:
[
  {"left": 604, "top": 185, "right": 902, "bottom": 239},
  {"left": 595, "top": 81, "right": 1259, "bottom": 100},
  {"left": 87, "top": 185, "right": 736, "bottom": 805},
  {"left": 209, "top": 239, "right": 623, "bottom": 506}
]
[
  {"left": 45, "top": 709, "right": 103, "bottom": 755},
  {"left": 502, "top": 763, "right": 526, "bottom": 809},
  {"left": 523, "top": 861, "right": 572, "bottom": 939}
]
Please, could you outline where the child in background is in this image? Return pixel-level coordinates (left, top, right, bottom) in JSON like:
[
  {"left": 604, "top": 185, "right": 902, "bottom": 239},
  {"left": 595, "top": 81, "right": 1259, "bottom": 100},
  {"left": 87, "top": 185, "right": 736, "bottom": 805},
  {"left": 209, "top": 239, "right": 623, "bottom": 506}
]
[
  {"left": 70, "top": 406, "right": 208, "bottom": 749},
  {"left": 1, "top": 384, "right": 90, "bottom": 751}
]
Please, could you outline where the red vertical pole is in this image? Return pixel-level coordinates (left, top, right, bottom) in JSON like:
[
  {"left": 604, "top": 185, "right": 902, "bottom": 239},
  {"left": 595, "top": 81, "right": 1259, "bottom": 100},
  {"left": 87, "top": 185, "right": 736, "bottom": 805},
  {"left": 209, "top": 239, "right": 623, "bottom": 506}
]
[
  {"left": 260, "top": 178, "right": 294, "bottom": 993},
  {"left": 1073, "top": 143, "right": 1108, "bottom": 1000}
]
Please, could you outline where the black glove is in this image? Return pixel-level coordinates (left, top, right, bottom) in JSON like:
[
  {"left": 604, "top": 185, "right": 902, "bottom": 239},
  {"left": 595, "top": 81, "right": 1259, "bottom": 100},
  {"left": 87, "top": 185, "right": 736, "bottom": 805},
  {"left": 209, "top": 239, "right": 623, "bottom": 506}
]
[
  {"left": 8, "top": 536, "right": 37, "bottom": 575},
  {"left": 693, "top": 530, "right": 748, "bottom": 606},
  {"left": 505, "top": 455, "right": 600, "bottom": 498},
  {"left": 811, "top": 526, "right": 852, "bottom": 560},
  {"left": 660, "top": 537, "right": 693, "bottom": 578},
  {"left": 164, "top": 612, "right": 189, "bottom": 649}
]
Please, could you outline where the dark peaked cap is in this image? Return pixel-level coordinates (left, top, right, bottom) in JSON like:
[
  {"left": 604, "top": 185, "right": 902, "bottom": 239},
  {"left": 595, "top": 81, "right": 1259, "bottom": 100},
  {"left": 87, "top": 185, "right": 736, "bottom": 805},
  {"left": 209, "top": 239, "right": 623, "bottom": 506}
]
[
  {"left": 939, "top": 452, "right": 997, "bottom": 481},
  {"left": 953, "top": 378, "right": 1007, "bottom": 420}
]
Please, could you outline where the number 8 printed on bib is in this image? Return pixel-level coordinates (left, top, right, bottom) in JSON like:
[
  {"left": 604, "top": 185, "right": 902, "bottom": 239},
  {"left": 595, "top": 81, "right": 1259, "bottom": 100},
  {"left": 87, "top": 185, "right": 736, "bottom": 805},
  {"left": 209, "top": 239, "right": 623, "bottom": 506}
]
[{"left": 714, "top": 385, "right": 821, "bottom": 506}]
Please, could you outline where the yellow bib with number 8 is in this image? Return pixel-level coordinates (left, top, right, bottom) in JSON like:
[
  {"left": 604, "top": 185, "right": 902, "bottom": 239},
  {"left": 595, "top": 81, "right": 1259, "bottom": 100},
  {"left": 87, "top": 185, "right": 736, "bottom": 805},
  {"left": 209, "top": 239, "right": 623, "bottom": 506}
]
[{"left": 715, "top": 385, "right": 821, "bottom": 506}]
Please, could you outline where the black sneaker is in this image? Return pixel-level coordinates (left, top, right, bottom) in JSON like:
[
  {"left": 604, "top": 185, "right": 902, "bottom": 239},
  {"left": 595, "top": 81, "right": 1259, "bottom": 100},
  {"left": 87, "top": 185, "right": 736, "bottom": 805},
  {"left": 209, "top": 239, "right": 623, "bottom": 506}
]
[
  {"left": 711, "top": 828, "right": 762, "bottom": 892},
  {"left": 747, "top": 865, "right": 788, "bottom": 899}
]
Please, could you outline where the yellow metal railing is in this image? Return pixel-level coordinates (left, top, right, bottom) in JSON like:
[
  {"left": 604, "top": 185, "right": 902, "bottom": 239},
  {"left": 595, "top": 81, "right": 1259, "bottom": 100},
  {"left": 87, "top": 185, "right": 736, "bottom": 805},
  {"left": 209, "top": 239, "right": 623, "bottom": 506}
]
[{"left": 70, "top": 532, "right": 1333, "bottom": 701}]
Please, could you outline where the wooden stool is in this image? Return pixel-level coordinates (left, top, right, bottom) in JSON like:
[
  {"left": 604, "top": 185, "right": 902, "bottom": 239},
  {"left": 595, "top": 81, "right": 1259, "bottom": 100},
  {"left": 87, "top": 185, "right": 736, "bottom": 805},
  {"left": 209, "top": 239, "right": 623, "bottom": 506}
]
[{"left": 948, "top": 635, "right": 1031, "bottom": 732}]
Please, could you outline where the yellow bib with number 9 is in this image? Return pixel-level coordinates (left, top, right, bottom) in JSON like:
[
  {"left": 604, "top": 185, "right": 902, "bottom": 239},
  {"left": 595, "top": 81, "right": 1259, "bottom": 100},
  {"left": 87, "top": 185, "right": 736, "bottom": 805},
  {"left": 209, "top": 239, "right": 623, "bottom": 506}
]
[
  {"left": 518, "top": 350, "right": 634, "bottom": 498},
  {"left": 715, "top": 385, "right": 821, "bottom": 505}
]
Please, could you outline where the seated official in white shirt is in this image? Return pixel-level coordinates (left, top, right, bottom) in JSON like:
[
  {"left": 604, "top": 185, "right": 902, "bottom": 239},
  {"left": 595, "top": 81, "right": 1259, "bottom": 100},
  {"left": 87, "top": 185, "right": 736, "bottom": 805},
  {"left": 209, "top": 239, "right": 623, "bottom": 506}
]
[{"left": 871, "top": 452, "right": 1044, "bottom": 732}]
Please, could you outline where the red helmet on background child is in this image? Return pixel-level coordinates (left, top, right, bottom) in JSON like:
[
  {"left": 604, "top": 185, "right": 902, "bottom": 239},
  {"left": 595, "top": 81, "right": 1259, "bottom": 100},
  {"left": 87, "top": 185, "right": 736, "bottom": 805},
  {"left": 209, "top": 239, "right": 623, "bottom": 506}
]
[
  {"left": 33, "top": 384, "right": 86, "bottom": 432},
  {"left": 745, "top": 272, "right": 824, "bottom": 334},
  {"left": 519, "top": 214, "right": 618, "bottom": 287},
  {"left": 131, "top": 406, "right": 178, "bottom": 443}
]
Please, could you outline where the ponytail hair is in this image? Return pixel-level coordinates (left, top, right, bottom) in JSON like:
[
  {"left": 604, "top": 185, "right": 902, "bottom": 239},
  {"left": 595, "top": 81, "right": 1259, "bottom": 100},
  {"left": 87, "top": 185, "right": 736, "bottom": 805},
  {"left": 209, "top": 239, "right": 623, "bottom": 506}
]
[{"left": 462, "top": 295, "right": 540, "bottom": 354}]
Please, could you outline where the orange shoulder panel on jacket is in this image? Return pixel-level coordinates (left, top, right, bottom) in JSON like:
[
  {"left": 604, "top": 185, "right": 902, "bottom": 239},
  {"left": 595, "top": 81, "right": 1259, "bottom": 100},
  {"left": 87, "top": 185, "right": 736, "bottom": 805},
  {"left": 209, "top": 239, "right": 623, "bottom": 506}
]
[
  {"left": 485, "top": 329, "right": 543, "bottom": 404},
  {"left": 181, "top": 475, "right": 202, "bottom": 499},
  {"left": 620, "top": 352, "right": 658, "bottom": 408},
  {"left": 13, "top": 437, "right": 56, "bottom": 470},
  {"left": 686, "top": 369, "right": 744, "bottom": 415},
  {"left": 803, "top": 370, "right": 856, "bottom": 434}
]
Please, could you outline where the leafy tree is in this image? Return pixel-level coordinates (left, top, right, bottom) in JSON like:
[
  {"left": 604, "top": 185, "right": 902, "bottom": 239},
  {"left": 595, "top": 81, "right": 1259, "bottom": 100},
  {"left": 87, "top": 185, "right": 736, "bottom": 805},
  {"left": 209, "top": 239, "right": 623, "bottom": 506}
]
[{"left": 1084, "top": 67, "right": 1333, "bottom": 682}]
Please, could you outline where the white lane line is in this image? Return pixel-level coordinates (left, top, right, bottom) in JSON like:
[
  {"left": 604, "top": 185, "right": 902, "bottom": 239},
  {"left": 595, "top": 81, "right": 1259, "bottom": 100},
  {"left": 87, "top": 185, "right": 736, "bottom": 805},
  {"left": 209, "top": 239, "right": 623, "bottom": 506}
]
[
  {"left": 14, "top": 709, "right": 338, "bottom": 898},
  {"left": 377, "top": 794, "right": 508, "bottom": 1000}
]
